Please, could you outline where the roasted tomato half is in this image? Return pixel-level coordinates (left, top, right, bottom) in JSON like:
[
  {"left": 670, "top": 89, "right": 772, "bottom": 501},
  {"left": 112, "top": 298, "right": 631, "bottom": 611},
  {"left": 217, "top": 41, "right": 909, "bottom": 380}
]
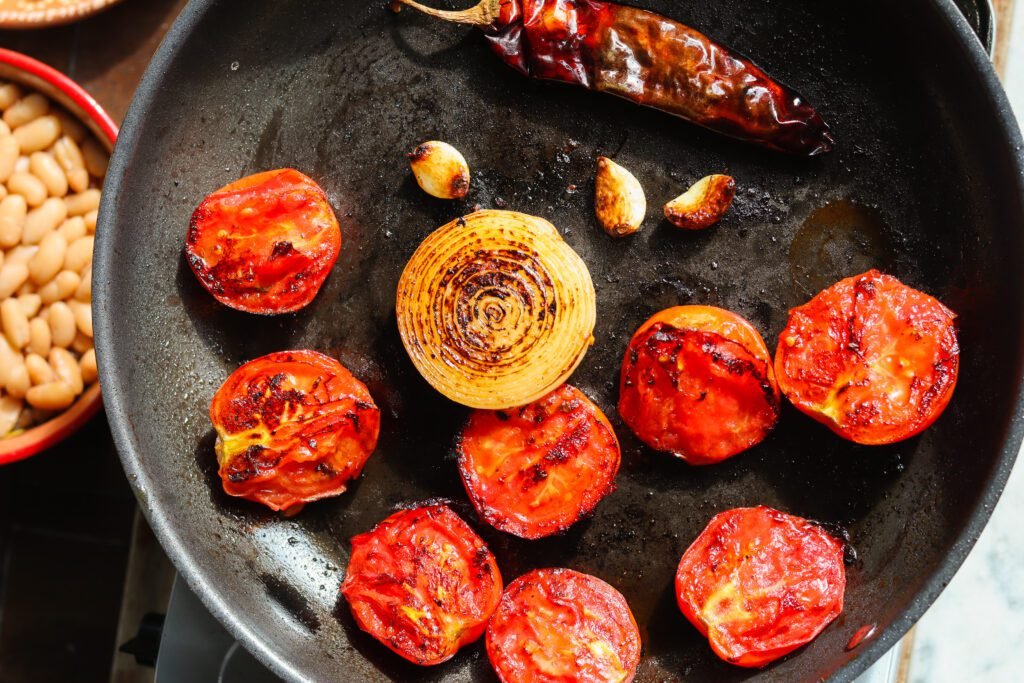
[
  {"left": 340, "top": 504, "right": 503, "bottom": 666},
  {"left": 618, "top": 305, "right": 780, "bottom": 464},
  {"left": 457, "top": 384, "right": 620, "bottom": 539},
  {"left": 675, "top": 506, "right": 845, "bottom": 668},
  {"left": 186, "top": 168, "right": 342, "bottom": 314},
  {"left": 486, "top": 568, "right": 641, "bottom": 683},
  {"left": 210, "top": 350, "right": 379, "bottom": 512},
  {"left": 775, "top": 270, "right": 959, "bottom": 445}
]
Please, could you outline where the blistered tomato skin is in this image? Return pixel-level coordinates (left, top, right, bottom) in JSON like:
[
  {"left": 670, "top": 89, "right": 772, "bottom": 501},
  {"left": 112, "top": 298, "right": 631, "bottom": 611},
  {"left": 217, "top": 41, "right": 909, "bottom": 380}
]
[
  {"left": 675, "top": 507, "right": 846, "bottom": 668},
  {"left": 775, "top": 270, "right": 959, "bottom": 445},
  {"left": 210, "top": 350, "right": 379, "bottom": 512},
  {"left": 618, "top": 305, "right": 780, "bottom": 464},
  {"left": 186, "top": 168, "right": 342, "bottom": 314},
  {"left": 486, "top": 568, "right": 641, "bottom": 683},
  {"left": 340, "top": 505, "right": 503, "bottom": 666},
  {"left": 457, "top": 384, "right": 621, "bottom": 539}
]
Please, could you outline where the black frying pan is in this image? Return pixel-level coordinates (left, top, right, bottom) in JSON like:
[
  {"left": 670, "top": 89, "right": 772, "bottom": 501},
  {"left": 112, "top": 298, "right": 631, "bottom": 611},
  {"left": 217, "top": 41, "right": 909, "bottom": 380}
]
[{"left": 94, "top": 0, "right": 1024, "bottom": 680}]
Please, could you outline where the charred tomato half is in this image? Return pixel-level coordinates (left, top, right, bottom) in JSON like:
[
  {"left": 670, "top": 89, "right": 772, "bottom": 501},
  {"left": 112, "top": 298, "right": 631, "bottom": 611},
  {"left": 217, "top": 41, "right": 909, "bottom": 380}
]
[
  {"left": 486, "top": 567, "right": 641, "bottom": 683},
  {"left": 618, "top": 305, "right": 780, "bottom": 464},
  {"left": 210, "top": 350, "right": 379, "bottom": 512},
  {"left": 457, "top": 384, "right": 620, "bottom": 539},
  {"left": 775, "top": 269, "right": 959, "bottom": 444},
  {"left": 341, "top": 504, "right": 503, "bottom": 666},
  {"left": 186, "top": 168, "right": 341, "bottom": 314},
  {"left": 676, "top": 506, "right": 846, "bottom": 667}
]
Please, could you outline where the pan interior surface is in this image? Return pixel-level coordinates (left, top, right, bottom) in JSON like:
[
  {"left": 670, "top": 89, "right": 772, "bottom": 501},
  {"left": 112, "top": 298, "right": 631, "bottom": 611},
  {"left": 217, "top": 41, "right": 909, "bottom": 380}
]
[{"left": 95, "top": 0, "right": 1024, "bottom": 681}]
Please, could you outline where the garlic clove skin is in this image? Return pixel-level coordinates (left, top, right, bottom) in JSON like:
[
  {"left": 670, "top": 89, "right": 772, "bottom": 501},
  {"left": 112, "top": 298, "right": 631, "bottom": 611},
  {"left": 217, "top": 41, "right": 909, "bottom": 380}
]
[
  {"left": 594, "top": 156, "right": 646, "bottom": 237},
  {"left": 408, "top": 141, "right": 471, "bottom": 199},
  {"left": 664, "top": 174, "right": 736, "bottom": 230}
]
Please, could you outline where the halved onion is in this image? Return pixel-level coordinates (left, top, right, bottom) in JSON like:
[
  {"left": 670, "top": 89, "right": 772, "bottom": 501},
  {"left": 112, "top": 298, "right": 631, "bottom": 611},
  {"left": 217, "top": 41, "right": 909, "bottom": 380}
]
[{"left": 396, "top": 210, "right": 596, "bottom": 409}]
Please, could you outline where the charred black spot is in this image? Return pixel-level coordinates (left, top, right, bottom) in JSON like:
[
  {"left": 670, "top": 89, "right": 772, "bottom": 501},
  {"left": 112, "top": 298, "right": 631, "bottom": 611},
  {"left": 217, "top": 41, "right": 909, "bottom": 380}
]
[{"left": 270, "top": 241, "right": 297, "bottom": 259}]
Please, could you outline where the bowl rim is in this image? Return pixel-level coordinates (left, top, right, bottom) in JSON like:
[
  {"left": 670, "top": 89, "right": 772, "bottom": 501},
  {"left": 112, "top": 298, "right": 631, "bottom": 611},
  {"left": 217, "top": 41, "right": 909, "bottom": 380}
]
[{"left": 0, "top": 48, "right": 117, "bottom": 466}]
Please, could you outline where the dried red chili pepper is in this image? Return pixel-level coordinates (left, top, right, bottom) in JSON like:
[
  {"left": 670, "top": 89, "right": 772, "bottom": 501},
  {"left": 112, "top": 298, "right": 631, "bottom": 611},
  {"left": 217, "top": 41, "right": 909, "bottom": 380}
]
[{"left": 394, "top": 0, "right": 833, "bottom": 155}]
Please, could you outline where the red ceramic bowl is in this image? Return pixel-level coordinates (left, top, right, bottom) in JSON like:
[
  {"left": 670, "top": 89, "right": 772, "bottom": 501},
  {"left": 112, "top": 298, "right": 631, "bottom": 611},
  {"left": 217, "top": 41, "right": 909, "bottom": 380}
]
[{"left": 0, "top": 49, "right": 117, "bottom": 466}]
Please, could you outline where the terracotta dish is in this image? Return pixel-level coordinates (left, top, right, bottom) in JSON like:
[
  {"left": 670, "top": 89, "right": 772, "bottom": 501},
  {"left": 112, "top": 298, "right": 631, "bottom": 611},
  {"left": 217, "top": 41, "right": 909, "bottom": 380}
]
[{"left": 0, "top": 48, "right": 115, "bottom": 465}]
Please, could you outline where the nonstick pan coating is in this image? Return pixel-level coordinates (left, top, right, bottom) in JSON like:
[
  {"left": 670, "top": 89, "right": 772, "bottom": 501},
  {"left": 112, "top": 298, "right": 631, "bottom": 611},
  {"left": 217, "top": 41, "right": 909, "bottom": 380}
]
[{"left": 95, "top": 0, "right": 1024, "bottom": 680}]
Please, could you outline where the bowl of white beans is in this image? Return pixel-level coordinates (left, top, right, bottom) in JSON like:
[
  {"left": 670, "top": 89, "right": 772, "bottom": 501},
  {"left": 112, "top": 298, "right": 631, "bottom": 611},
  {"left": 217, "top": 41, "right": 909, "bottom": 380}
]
[{"left": 0, "top": 48, "right": 114, "bottom": 465}]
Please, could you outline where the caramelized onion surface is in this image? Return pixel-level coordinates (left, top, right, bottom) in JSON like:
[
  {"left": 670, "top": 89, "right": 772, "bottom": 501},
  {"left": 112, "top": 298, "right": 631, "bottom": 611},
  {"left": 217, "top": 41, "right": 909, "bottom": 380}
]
[{"left": 396, "top": 210, "right": 596, "bottom": 409}]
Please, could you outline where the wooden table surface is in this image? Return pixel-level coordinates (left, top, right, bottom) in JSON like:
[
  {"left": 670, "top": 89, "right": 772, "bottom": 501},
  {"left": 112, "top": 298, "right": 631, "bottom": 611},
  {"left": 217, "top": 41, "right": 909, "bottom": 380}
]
[{"left": 0, "top": 0, "right": 187, "bottom": 123}]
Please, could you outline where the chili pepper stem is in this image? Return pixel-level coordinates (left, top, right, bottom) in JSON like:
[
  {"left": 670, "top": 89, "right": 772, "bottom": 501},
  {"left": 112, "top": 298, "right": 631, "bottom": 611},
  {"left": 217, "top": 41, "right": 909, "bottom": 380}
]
[{"left": 390, "top": 0, "right": 501, "bottom": 26}]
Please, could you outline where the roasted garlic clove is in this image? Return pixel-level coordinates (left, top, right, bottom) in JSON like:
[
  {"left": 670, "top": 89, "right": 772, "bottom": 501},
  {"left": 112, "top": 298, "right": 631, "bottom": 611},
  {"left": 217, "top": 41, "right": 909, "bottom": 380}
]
[
  {"left": 408, "top": 140, "right": 470, "bottom": 199},
  {"left": 594, "top": 156, "right": 646, "bottom": 237},
  {"left": 664, "top": 174, "right": 736, "bottom": 230}
]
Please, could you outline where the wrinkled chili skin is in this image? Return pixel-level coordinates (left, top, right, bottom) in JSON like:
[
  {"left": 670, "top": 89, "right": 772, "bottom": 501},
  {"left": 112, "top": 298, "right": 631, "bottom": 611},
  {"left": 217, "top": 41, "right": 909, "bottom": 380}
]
[
  {"left": 675, "top": 507, "right": 846, "bottom": 667},
  {"left": 210, "top": 350, "right": 380, "bottom": 511},
  {"left": 482, "top": 0, "right": 833, "bottom": 155}
]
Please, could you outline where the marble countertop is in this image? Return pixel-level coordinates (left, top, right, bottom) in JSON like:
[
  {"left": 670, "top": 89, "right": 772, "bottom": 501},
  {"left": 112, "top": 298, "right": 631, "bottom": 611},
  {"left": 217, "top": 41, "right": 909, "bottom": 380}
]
[{"left": 907, "top": 9, "right": 1024, "bottom": 677}]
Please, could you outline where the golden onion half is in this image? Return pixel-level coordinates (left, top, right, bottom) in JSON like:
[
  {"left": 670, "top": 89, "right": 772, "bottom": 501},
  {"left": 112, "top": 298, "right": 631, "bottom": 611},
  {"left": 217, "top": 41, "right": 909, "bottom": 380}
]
[{"left": 396, "top": 210, "right": 596, "bottom": 409}]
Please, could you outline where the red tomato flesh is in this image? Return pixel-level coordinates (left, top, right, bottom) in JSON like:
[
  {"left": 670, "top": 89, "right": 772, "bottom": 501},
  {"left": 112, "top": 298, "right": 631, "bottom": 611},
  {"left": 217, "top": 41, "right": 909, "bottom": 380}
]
[
  {"left": 457, "top": 384, "right": 620, "bottom": 539},
  {"left": 186, "top": 168, "right": 341, "bottom": 314},
  {"left": 775, "top": 270, "right": 959, "bottom": 444},
  {"left": 341, "top": 504, "right": 503, "bottom": 666},
  {"left": 487, "top": 568, "right": 641, "bottom": 683},
  {"left": 675, "top": 506, "right": 846, "bottom": 668},
  {"left": 210, "top": 350, "right": 379, "bottom": 512},
  {"left": 618, "top": 305, "right": 780, "bottom": 464}
]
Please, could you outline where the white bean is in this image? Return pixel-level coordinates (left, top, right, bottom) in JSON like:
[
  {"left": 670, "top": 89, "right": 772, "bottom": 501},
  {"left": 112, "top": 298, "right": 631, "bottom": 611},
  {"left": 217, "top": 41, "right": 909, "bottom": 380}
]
[
  {"left": 29, "top": 152, "right": 68, "bottom": 197},
  {"left": 1, "top": 298, "right": 29, "bottom": 349},
  {"left": 79, "top": 348, "right": 97, "bottom": 384},
  {"left": 64, "top": 189, "right": 101, "bottom": 217},
  {"left": 4, "top": 362, "right": 28, "bottom": 398},
  {"left": 26, "top": 381, "right": 74, "bottom": 411},
  {"left": 56, "top": 216, "right": 86, "bottom": 242},
  {"left": 0, "top": 394, "right": 23, "bottom": 434},
  {"left": 0, "top": 135, "right": 18, "bottom": 183},
  {"left": 84, "top": 209, "right": 98, "bottom": 233},
  {"left": 27, "top": 317, "right": 50, "bottom": 357},
  {"left": 71, "top": 331, "right": 92, "bottom": 354},
  {"left": 28, "top": 231, "right": 67, "bottom": 284},
  {"left": 6, "top": 245, "right": 37, "bottom": 267},
  {"left": 0, "top": 194, "right": 26, "bottom": 247},
  {"left": 47, "top": 301, "right": 75, "bottom": 347},
  {"left": 52, "top": 135, "right": 84, "bottom": 172},
  {"left": 3, "top": 93, "right": 49, "bottom": 129},
  {"left": 52, "top": 109, "right": 86, "bottom": 144},
  {"left": 13, "top": 115, "right": 61, "bottom": 154},
  {"left": 22, "top": 197, "right": 67, "bottom": 244},
  {"left": 75, "top": 265, "right": 91, "bottom": 302},
  {"left": 49, "top": 347, "right": 82, "bottom": 394},
  {"left": 82, "top": 138, "right": 108, "bottom": 178},
  {"left": 0, "top": 84, "right": 21, "bottom": 111},
  {"left": 70, "top": 299, "right": 92, "bottom": 337},
  {"left": 38, "top": 270, "right": 79, "bottom": 304},
  {"left": 0, "top": 335, "right": 15, "bottom": 385},
  {"left": 0, "top": 262, "right": 29, "bottom": 300},
  {"left": 64, "top": 235, "right": 92, "bottom": 273},
  {"left": 25, "top": 352, "right": 54, "bottom": 385},
  {"left": 17, "top": 293, "right": 40, "bottom": 318},
  {"left": 7, "top": 172, "right": 46, "bottom": 207}
]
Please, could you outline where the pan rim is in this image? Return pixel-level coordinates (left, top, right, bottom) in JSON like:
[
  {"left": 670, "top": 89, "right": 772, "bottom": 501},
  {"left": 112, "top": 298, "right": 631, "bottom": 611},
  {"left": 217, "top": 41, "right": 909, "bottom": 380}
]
[{"left": 93, "top": 0, "right": 1024, "bottom": 681}]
